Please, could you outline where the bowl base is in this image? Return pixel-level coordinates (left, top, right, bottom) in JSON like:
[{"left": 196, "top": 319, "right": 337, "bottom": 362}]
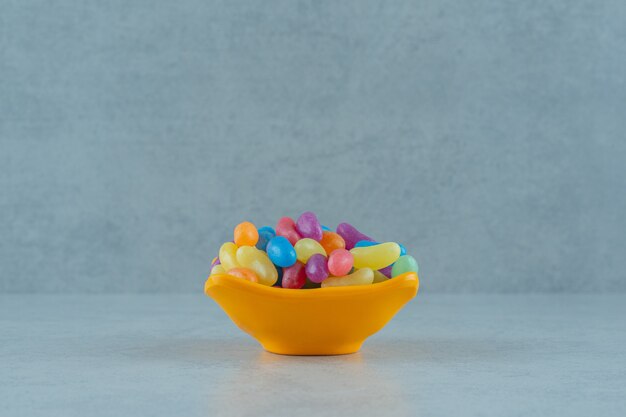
[{"left": 261, "top": 342, "right": 363, "bottom": 356}]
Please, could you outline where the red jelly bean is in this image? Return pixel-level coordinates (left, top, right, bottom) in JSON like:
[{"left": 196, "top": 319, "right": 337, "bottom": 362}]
[
  {"left": 281, "top": 261, "right": 306, "bottom": 289},
  {"left": 276, "top": 217, "right": 302, "bottom": 245}
]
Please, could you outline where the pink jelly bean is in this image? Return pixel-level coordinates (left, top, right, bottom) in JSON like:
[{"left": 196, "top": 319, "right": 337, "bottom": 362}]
[
  {"left": 327, "top": 249, "right": 354, "bottom": 276},
  {"left": 305, "top": 254, "right": 329, "bottom": 283},
  {"left": 296, "top": 211, "right": 323, "bottom": 241},
  {"left": 336, "top": 222, "right": 374, "bottom": 250},
  {"left": 379, "top": 265, "right": 393, "bottom": 278},
  {"left": 276, "top": 217, "right": 302, "bottom": 245},
  {"left": 282, "top": 261, "right": 306, "bottom": 289}
]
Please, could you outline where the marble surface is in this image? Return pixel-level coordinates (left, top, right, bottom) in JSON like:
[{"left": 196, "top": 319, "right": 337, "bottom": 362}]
[{"left": 1, "top": 294, "right": 625, "bottom": 416}]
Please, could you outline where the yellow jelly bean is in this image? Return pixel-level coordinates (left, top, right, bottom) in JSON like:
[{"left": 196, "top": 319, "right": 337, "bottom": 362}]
[
  {"left": 219, "top": 242, "right": 239, "bottom": 271},
  {"left": 321, "top": 268, "right": 374, "bottom": 288},
  {"left": 210, "top": 264, "right": 226, "bottom": 276},
  {"left": 350, "top": 242, "right": 401, "bottom": 270},
  {"left": 372, "top": 269, "right": 389, "bottom": 283},
  {"left": 294, "top": 238, "right": 326, "bottom": 264},
  {"left": 236, "top": 246, "right": 278, "bottom": 286}
]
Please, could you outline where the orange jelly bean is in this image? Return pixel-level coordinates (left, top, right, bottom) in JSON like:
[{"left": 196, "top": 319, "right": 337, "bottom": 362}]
[
  {"left": 234, "top": 221, "right": 259, "bottom": 246},
  {"left": 226, "top": 267, "right": 259, "bottom": 283},
  {"left": 319, "top": 231, "right": 345, "bottom": 254}
]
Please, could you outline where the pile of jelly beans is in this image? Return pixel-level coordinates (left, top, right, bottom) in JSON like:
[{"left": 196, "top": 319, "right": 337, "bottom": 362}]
[{"left": 208, "top": 212, "right": 419, "bottom": 289}]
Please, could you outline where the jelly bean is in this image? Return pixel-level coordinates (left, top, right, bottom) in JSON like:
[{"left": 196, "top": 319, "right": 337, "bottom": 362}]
[
  {"left": 219, "top": 242, "right": 239, "bottom": 271},
  {"left": 379, "top": 265, "right": 393, "bottom": 278},
  {"left": 372, "top": 269, "right": 389, "bottom": 283},
  {"left": 266, "top": 236, "right": 297, "bottom": 267},
  {"left": 234, "top": 221, "right": 259, "bottom": 247},
  {"left": 213, "top": 215, "right": 419, "bottom": 289},
  {"left": 296, "top": 211, "right": 323, "bottom": 241},
  {"left": 305, "top": 254, "right": 329, "bottom": 283},
  {"left": 327, "top": 248, "right": 353, "bottom": 277},
  {"left": 350, "top": 242, "right": 401, "bottom": 270},
  {"left": 319, "top": 231, "right": 345, "bottom": 255},
  {"left": 321, "top": 268, "right": 374, "bottom": 288},
  {"left": 355, "top": 240, "right": 406, "bottom": 256},
  {"left": 256, "top": 226, "right": 276, "bottom": 251},
  {"left": 226, "top": 267, "right": 259, "bottom": 283},
  {"left": 294, "top": 238, "right": 326, "bottom": 264},
  {"left": 354, "top": 240, "right": 378, "bottom": 248},
  {"left": 336, "top": 222, "right": 374, "bottom": 250},
  {"left": 282, "top": 262, "right": 306, "bottom": 289},
  {"left": 276, "top": 217, "right": 301, "bottom": 245},
  {"left": 210, "top": 264, "right": 225, "bottom": 276},
  {"left": 391, "top": 255, "right": 419, "bottom": 277},
  {"left": 236, "top": 246, "right": 278, "bottom": 286}
]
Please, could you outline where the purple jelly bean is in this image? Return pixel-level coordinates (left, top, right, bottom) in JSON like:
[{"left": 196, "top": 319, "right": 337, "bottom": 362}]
[
  {"left": 211, "top": 257, "right": 220, "bottom": 267},
  {"left": 296, "top": 211, "right": 323, "bottom": 241},
  {"left": 305, "top": 253, "right": 329, "bottom": 283},
  {"left": 336, "top": 222, "right": 374, "bottom": 250},
  {"left": 379, "top": 265, "right": 393, "bottom": 278}
]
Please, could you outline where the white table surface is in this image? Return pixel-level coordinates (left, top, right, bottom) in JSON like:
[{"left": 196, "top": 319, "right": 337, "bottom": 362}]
[{"left": 1, "top": 293, "right": 625, "bottom": 416}]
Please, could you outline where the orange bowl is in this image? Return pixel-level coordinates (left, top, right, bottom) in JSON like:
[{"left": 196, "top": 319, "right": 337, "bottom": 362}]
[{"left": 204, "top": 272, "right": 419, "bottom": 355}]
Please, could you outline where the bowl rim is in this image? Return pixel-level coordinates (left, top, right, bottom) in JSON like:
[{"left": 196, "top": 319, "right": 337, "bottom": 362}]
[{"left": 205, "top": 271, "right": 419, "bottom": 300}]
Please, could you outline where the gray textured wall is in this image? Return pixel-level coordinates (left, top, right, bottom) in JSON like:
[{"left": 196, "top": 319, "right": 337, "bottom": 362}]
[{"left": 1, "top": 0, "right": 625, "bottom": 293}]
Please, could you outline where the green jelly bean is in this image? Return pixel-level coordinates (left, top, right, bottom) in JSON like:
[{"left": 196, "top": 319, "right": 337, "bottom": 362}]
[{"left": 391, "top": 255, "right": 419, "bottom": 277}]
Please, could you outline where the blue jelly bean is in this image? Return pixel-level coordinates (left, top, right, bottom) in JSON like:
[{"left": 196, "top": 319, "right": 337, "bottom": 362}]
[
  {"left": 256, "top": 226, "right": 276, "bottom": 251},
  {"left": 355, "top": 240, "right": 378, "bottom": 248},
  {"left": 266, "top": 236, "right": 297, "bottom": 267},
  {"left": 399, "top": 243, "right": 407, "bottom": 256},
  {"left": 321, "top": 225, "right": 332, "bottom": 232}
]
